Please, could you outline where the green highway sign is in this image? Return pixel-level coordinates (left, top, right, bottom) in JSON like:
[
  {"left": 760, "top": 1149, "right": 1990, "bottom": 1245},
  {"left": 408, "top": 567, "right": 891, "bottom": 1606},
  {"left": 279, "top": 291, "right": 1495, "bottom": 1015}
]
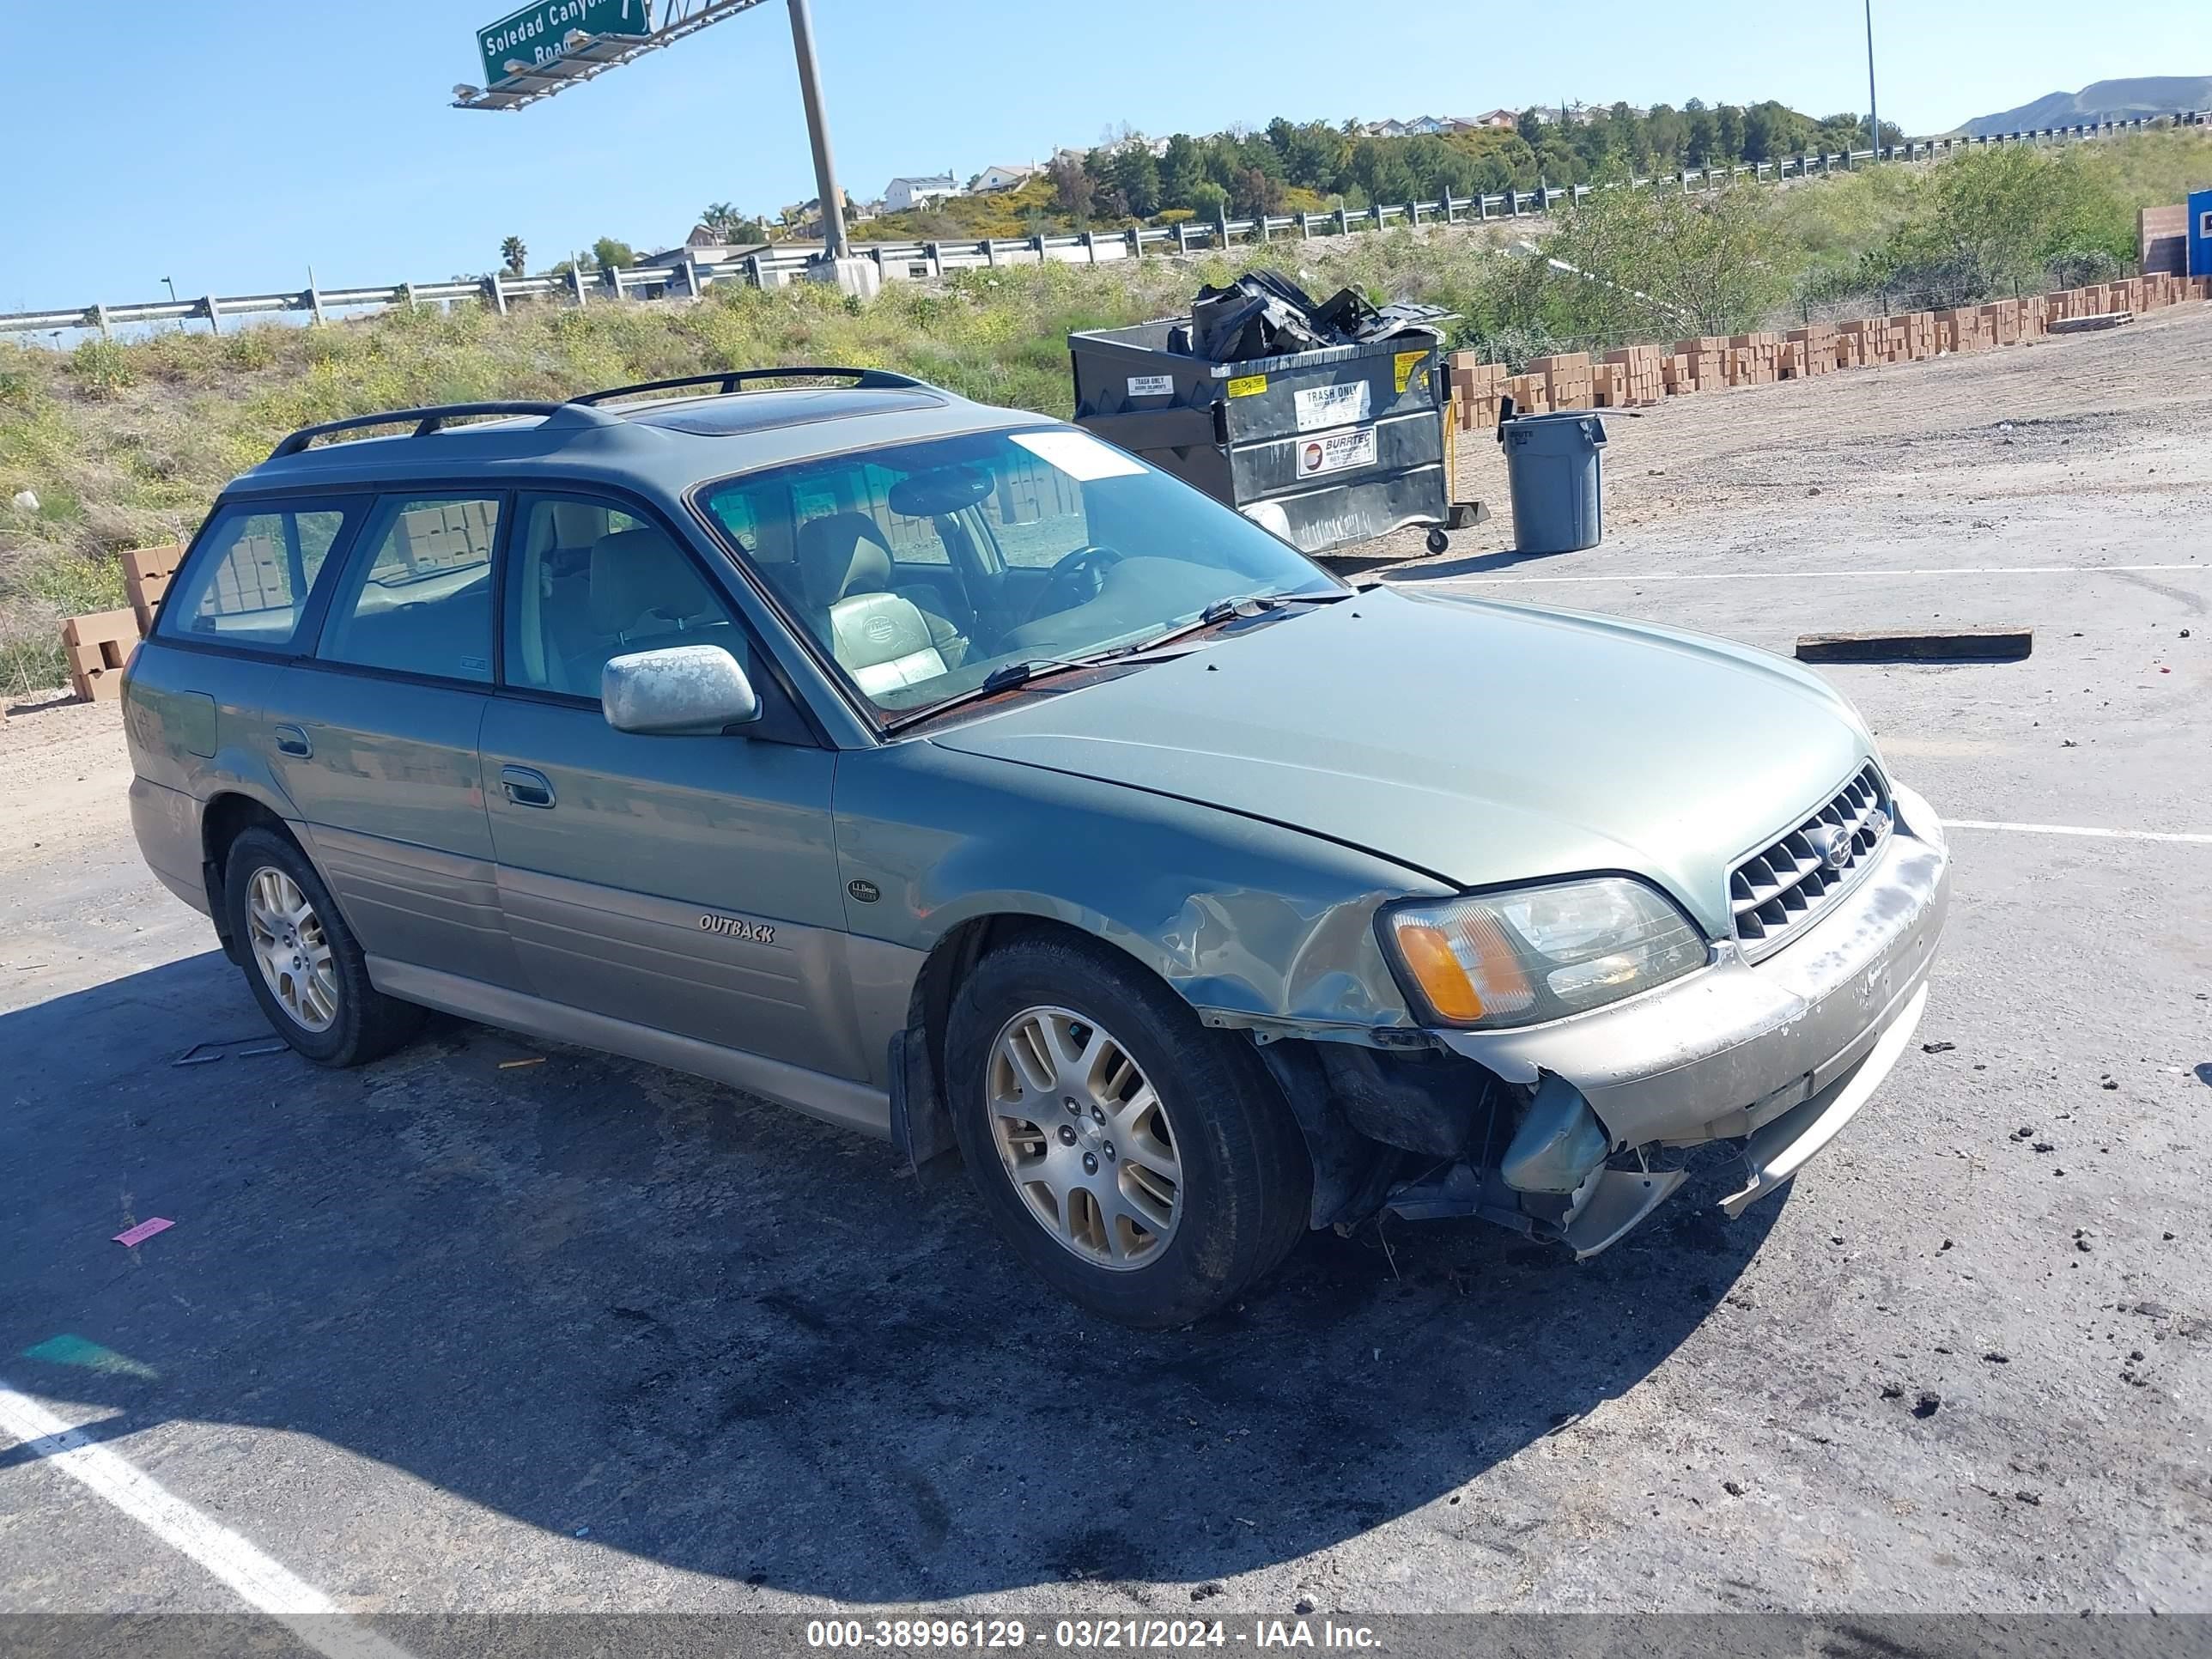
[{"left": 477, "top": 0, "right": 653, "bottom": 87}]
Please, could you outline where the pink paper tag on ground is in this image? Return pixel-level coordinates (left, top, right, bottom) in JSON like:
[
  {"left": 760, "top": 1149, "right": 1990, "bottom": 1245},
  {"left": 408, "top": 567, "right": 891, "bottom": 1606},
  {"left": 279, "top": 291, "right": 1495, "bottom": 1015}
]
[{"left": 113, "top": 1218, "right": 173, "bottom": 1248}]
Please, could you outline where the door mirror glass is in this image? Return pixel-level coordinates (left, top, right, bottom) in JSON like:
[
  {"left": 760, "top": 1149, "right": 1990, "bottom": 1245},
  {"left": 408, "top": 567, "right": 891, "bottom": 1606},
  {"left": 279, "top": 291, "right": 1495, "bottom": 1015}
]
[{"left": 602, "top": 644, "right": 759, "bottom": 735}]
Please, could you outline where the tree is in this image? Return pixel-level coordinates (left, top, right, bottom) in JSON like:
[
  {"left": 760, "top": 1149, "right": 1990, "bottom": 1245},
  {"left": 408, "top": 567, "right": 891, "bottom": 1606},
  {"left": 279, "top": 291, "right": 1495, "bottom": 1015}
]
[
  {"left": 1539, "top": 182, "right": 1792, "bottom": 339},
  {"left": 699, "top": 202, "right": 767, "bottom": 243},
  {"left": 1683, "top": 100, "right": 1719, "bottom": 167},
  {"left": 1516, "top": 107, "right": 1545, "bottom": 147},
  {"left": 500, "top": 236, "right": 527, "bottom": 277},
  {"left": 1111, "top": 146, "right": 1161, "bottom": 217},
  {"left": 591, "top": 236, "right": 636, "bottom": 273},
  {"left": 1158, "top": 134, "right": 1204, "bottom": 210},
  {"left": 1715, "top": 105, "right": 1746, "bottom": 165},
  {"left": 1268, "top": 118, "right": 1346, "bottom": 191},
  {"left": 1048, "top": 155, "right": 1094, "bottom": 222},
  {"left": 1230, "top": 166, "right": 1285, "bottom": 219},
  {"left": 1871, "top": 146, "right": 2131, "bottom": 307}
]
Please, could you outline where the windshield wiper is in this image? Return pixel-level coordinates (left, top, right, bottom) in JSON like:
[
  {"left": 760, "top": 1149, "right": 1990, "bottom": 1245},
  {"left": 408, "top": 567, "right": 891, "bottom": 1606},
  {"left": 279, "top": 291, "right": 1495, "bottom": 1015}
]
[
  {"left": 1133, "top": 586, "right": 1353, "bottom": 656},
  {"left": 882, "top": 646, "right": 1146, "bottom": 732},
  {"left": 883, "top": 590, "right": 1351, "bottom": 732}
]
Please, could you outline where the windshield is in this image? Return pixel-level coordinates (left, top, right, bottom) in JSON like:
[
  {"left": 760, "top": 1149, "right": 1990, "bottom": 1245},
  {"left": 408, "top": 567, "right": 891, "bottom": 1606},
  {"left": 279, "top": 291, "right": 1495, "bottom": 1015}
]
[{"left": 694, "top": 426, "right": 1340, "bottom": 721}]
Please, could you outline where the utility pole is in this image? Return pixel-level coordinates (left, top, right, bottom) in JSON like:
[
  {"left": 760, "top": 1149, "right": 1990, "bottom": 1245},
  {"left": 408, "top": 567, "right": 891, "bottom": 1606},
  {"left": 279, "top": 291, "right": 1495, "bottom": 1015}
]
[
  {"left": 786, "top": 0, "right": 847, "bottom": 259},
  {"left": 1863, "top": 0, "right": 1881, "bottom": 159}
]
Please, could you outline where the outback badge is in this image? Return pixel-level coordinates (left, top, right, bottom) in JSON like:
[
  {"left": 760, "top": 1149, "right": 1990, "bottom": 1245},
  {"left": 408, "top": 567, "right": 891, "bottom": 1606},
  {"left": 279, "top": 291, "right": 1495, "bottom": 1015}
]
[{"left": 698, "top": 912, "right": 776, "bottom": 945}]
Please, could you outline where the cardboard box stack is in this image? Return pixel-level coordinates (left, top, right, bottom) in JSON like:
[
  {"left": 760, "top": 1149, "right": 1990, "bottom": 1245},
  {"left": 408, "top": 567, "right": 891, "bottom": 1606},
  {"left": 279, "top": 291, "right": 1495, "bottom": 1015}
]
[
  {"left": 61, "top": 610, "right": 141, "bottom": 702},
  {"left": 1673, "top": 337, "right": 1728, "bottom": 390},
  {"left": 1528, "top": 352, "right": 1592, "bottom": 410},
  {"left": 58, "top": 542, "right": 191, "bottom": 703},
  {"left": 1783, "top": 323, "right": 1837, "bottom": 376},
  {"left": 122, "top": 543, "right": 184, "bottom": 637},
  {"left": 1598, "top": 345, "right": 1665, "bottom": 406},
  {"left": 1938, "top": 307, "right": 1986, "bottom": 352},
  {"left": 1447, "top": 353, "right": 1507, "bottom": 429},
  {"left": 1723, "top": 333, "right": 1779, "bottom": 386},
  {"left": 1349, "top": 272, "right": 2183, "bottom": 474},
  {"left": 1503, "top": 372, "right": 1551, "bottom": 415}
]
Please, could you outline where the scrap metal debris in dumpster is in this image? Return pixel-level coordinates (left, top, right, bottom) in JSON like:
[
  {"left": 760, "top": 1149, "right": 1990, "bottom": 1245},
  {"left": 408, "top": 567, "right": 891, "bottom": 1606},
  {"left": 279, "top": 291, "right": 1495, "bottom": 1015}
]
[{"left": 1171, "top": 269, "right": 1452, "bottom": 363}]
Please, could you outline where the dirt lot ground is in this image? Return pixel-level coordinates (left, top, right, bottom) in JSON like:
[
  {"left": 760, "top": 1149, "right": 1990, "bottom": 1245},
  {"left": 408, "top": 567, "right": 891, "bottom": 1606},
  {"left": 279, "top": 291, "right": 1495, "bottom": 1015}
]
[{"left": 2, "top": 304, "right": 2208, "bottom": 1646}]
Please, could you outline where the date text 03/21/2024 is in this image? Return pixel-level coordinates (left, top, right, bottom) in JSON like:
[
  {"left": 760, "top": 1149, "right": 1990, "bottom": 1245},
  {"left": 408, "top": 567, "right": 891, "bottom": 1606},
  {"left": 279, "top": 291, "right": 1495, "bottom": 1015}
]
[{"left": 803, "top": 1617, "right": 1383, "bottom": 1650}]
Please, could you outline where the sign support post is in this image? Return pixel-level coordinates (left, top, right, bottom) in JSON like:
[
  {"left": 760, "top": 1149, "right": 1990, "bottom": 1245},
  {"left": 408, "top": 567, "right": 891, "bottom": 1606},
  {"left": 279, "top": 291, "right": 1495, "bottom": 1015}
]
[{"left": 784, "top": 0, "right": 846, "bottom": 260}]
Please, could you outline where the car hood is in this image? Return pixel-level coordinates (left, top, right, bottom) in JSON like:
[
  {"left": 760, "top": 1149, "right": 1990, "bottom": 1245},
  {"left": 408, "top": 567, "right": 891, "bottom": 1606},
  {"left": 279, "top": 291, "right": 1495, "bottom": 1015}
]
[{"left": 927, "top": 586, "right": 1876, "bottom": 935}]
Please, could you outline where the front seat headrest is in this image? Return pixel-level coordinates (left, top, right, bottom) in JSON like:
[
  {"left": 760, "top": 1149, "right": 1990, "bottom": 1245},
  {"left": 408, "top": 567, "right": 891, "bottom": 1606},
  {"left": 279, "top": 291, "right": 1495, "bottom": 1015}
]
[
  {"left": 589, "top": 526, "right": 711, "bottom": 637},
  {"left": 795, "top": 513, "right": 895, "bottom": 610}
]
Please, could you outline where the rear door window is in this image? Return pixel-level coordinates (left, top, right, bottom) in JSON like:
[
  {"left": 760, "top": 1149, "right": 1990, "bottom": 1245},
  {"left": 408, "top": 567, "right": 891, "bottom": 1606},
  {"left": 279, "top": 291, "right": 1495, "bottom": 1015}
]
[
  {"left": 501, "top": 493, "right": 751, "bottom": 697},
  {"left": 156, "top": 501, "right": 356, "bottom": 651},
  {"left": 317, "top": 495, "right": 502, "bottom": 684}
]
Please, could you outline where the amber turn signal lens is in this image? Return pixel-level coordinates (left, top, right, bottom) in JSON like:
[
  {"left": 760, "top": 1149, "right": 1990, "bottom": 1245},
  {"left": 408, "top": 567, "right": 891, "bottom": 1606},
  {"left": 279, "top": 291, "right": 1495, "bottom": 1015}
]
[{"left": 1392, "top": 921, "right": 1489, "bottom": 1023}]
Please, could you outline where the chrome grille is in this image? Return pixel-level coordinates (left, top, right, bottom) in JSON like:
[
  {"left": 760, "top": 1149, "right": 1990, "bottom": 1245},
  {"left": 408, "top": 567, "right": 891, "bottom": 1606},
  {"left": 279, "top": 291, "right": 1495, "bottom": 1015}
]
[{"left": 1729, "top": 764, "right": 1892, "bottom": 957}]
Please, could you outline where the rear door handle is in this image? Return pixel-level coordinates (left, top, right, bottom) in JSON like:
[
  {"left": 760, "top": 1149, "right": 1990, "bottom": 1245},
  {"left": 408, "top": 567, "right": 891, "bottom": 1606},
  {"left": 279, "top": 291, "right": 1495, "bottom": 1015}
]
[
  {"left": 499, "top": 765, "right": 556, "bottom": 809},
  {"left": 273, "top": 723, "right": 313, "bottom": 758}
]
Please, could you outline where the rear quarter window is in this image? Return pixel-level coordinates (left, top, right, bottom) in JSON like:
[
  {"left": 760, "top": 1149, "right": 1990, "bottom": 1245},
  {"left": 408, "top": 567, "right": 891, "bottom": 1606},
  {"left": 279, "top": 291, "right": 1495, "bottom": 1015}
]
[{"left": 157, "top": 501, "right": 356, "bottom": 651}]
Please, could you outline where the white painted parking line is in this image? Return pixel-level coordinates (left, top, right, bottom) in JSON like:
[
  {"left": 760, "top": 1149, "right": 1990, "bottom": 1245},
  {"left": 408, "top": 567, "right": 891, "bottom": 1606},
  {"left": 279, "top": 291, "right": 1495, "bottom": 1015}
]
[
  {"left": 1942, "top": 819, "right": 2212, "bottom": 845},
  {"left": 0, "top": 1383, "right": 417, "bottom": 1659},
  {"left": 1433, "top": 562, "right": 2210, "bottom": 585}
]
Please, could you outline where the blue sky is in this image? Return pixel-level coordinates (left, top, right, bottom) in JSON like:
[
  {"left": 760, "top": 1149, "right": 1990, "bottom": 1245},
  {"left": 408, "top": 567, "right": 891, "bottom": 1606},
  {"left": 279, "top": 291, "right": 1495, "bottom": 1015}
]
[{"left": 2, "top": 0, "right": 2205, "bottom": 313}]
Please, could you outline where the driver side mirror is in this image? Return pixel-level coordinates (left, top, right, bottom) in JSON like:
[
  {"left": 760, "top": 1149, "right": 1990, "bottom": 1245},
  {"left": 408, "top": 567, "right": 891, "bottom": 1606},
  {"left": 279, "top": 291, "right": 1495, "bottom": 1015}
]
[{"left": 602, "top": 644, "right": 760, "bottom": 735}]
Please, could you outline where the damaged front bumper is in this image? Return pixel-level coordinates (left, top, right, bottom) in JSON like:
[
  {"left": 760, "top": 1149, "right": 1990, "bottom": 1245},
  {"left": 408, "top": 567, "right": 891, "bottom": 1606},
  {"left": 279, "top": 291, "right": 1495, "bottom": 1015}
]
[{"left": 1431, "top": 783, "right": 1951, "bottom": 1254}]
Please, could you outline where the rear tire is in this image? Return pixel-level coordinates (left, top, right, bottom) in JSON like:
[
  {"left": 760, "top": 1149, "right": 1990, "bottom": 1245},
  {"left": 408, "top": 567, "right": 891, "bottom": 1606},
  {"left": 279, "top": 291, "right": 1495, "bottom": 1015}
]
[
  {"left": 944, "top": 933, "right": 1311, "bottom": 1328},
  {"left": 222, "top": 826, "right": 422, "bottom": 1068}
]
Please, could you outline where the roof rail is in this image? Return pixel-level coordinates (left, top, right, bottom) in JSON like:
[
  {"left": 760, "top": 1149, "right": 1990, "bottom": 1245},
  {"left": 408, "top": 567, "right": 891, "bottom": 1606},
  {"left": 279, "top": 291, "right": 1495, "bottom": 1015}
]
[
  {"left": 266, "top": 400, "right": 621, "bottom": 461},
  {"left": 572, "top": 367, "right": 928, "bottom": 405}
]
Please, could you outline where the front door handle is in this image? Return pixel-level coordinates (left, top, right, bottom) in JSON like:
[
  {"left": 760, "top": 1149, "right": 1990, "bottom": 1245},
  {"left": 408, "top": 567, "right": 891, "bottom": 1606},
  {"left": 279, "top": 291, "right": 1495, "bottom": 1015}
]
[
  {"left": 273, "top": 723, "right": 313, "bottom": 758},
  {"left": 499, "top": 765, "right": 556, "bottom": 809}
]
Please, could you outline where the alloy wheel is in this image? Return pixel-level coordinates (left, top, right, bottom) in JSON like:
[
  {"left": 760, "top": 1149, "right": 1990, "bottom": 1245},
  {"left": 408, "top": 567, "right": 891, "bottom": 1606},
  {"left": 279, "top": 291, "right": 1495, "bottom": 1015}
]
[
  {"left": 245, "top": 866, "right": 339, "bottom": 1033},
  {"left": 986, "top": 1006, "right": 1182, "bottom": 1269}
]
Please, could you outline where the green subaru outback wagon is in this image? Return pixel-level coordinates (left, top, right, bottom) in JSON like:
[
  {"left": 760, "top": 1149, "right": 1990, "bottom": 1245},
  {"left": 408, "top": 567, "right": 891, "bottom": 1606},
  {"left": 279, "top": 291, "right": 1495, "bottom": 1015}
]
[{"left": 121, "top": 368, "right": 1948, "bottom": 1328}]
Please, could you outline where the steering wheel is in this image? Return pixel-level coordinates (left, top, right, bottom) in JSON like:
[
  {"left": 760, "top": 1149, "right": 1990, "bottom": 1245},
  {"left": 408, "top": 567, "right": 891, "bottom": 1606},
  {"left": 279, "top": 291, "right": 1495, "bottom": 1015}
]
[{"left": 1021, "top": 544, "right": 1124, "bottom": 623}]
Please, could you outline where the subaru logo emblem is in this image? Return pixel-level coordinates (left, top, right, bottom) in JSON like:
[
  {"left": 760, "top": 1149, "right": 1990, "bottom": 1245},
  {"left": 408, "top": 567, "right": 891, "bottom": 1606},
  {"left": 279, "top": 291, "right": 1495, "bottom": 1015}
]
[{"left": 1808, "top": 825, "right": 1854, "bottom": 870}]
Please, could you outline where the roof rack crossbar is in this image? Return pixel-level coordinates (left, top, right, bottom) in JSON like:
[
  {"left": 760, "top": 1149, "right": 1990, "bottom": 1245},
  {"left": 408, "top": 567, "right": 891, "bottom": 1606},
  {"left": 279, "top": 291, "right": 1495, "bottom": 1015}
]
[
  {"left": 267, "top": 400, "right": 618, "bottom": 460},
  {"left": 572, "top": 367, "right": 927, "bottom": 405}
]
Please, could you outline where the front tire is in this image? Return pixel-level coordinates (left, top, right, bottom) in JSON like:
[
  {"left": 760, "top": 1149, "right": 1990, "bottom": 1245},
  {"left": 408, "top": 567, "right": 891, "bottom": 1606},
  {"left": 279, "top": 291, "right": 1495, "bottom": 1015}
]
[
  {"left": 944, "top": 933, "right": 1311, "bottom": 1328},
  {"left": 222, "top": 826, "right": 422, "bottom": 1067}
]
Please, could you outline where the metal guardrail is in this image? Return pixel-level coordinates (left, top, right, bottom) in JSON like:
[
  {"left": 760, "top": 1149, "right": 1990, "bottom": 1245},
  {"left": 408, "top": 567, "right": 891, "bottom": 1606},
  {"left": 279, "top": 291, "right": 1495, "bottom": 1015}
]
[{"left": 4, "top": 112, "right": 2202, "bottom": 338}]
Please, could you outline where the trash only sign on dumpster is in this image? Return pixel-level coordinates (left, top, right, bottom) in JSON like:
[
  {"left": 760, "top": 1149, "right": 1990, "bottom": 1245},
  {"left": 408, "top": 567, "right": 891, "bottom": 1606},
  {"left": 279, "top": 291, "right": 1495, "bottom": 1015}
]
[
  {"left": 1069, "top": 270, "right": 1467, "bottom": 556},
  {"left": 1294, "top": 381, "right": 1372, "bottom": 431}
]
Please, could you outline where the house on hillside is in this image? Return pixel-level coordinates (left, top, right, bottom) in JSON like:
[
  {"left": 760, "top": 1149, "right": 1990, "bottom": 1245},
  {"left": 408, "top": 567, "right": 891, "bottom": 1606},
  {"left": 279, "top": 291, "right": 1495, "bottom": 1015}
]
[
  {"left": 884, "top": 173, "right": 958, "bottom": 213},
  {"left": 1472, "top": 109, "right": 1519, "bottom": 128},
  {"left": 971, "top": 162, "right": 1036, "bottom": 192},
  {"left": 1365, "top": 115, "right": 1481, "bottom": 137}
]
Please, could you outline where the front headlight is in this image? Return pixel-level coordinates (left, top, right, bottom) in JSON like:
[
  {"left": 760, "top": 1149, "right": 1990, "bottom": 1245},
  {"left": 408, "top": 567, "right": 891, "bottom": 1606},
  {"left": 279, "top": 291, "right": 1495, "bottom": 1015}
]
[{"left": 1380, "top": 877, "right": 1709, "bottom": 1028}]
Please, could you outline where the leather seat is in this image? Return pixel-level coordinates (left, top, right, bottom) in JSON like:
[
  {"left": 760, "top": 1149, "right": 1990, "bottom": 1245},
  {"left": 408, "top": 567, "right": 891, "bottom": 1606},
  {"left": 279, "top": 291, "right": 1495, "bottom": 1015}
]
[
  {"left": 794, "top": 514, "right": 967, "bottom": 668},
  {"left": 794, "top": 514, "right": 956, "bottom": 698},
  {"left": 557, "top": 527, "right": 729, "bottom": 693}
]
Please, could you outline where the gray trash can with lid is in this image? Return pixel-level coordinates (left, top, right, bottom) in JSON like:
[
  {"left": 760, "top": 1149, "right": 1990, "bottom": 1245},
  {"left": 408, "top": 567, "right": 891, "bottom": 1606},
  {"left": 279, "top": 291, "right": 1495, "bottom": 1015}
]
[{"left": 1499, "top": 410, "right": 1607, "bottom": 554}]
